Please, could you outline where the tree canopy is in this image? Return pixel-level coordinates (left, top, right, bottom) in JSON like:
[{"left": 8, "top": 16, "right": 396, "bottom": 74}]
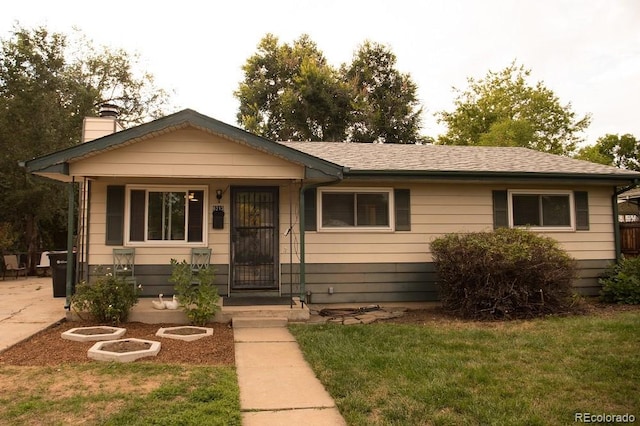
[
  {"left": 235, "top": 34, "right": 423, "bottom": 143},
  {"left": 0, "top": 25, "right": 169, "bottom": 269},
  {"left": 575, "top": 134, "right": 640, "bottom": 170},
  {"left": 436, "top": 62, "right": 591, "bottom": 156},
  {"left": 343, "top": 41, "right": 423, "bottom": 144}
]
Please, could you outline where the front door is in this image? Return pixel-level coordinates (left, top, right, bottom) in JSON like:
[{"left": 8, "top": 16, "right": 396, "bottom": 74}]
[{"left": 230, "top": 187, "right": 279, "bottom": 290}]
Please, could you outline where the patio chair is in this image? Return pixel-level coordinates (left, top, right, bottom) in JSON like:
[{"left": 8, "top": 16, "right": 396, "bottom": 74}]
[
  {"left": 190, "top": 248, "right": 212, "bottom": 286},
  {"left": 3, "top": 255, "right": 27, "bottom": 279},
  {"left": 191, "top": 248, "right": 212, "bottom": 272},
  {"left": 113, "top": 248, "right": 136, "bottom": 290},
  {"left": 36, "top": 251, "right": 50, "bottom": 276}
]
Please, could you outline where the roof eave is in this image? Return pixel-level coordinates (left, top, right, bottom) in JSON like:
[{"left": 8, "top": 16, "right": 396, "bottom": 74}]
[{"left": 344, "top": 169, "right": 640, "bottom": 185}]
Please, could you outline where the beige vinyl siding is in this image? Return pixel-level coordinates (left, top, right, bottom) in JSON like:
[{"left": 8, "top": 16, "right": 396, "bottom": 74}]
[
  {"left": 70, "top": 128, "right": 304, "bottom": 179},
  {"left": 88, "top": 179, "right": 300, "bottom": 268},
  {"left": 304, "top": 183, "right": 491, "bottom": 264},
  {"left": 82, "top": 117, "right": 123, "bottom": 143},
  {"left": 303, "top": 182, "right": 615, "bottom": 264},
  {"left": 88, "top": 181, "right": 227, "bottom": 267},
  {"left": 532, "top": 186, "right": 615, "bottom": 260}
]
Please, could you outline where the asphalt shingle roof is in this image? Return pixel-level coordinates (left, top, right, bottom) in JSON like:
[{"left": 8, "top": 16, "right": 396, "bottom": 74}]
[{"left": 280, "top": 142, "right": 640, "bottom": 177}]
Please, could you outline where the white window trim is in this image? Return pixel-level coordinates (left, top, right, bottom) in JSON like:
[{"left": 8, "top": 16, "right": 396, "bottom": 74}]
[
  {"left": 125, "top": 185, "right": 208, "bottom": 246},
  {"left": 507, "top": 189, "right": 575, "bottom": 232},
  {"left": 317, "top": 187, "right": 395, "bottom": 232}
]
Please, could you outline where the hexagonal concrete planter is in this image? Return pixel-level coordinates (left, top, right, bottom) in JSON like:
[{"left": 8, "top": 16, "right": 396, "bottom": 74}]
[
  {"left": 62, "top": 326, "right": 126, "bottom": 342},
  {"left": 88, "top": 338, "right": 161, "bottom": 362},
  {"left": 156, "top": 326, "right": 213, "bottom": 342}
]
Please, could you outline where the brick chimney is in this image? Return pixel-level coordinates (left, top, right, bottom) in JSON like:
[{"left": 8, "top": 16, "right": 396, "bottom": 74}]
[{"left": 81, "top": 103, "right": 124, "bottom": 143}]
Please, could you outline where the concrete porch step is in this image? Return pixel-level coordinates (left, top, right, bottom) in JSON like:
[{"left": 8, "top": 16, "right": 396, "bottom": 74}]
[
  {"left": 232, "top": 317, "right": 288, "bottom": 328},
  {"left": 68, "top": 297, "right": 310, "bottom": 324}
]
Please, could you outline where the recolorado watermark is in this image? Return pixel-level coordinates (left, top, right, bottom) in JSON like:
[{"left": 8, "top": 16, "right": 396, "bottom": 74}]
[{"left": 575, "top": 412, "right": 635, "bottom": 423}]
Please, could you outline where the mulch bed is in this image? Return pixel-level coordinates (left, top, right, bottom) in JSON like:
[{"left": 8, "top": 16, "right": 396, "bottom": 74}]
[
  {"left": 0, "top": 321, "right": 235, "bottom": 366},
  {"left": 100, "top": 340, "right": 152, "bottom": 353}
]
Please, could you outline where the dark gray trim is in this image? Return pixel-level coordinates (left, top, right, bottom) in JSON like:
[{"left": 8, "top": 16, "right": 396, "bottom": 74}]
[
  {"left": 344, "top": 169, "right": 640, "bottom": 184},
  {"left": 303, "top": 188, "right": 317, "bottom": 231},
  {"left": 281, "top": 262, "right": 439, "bottom": 304},
  {"left": 574, "top": 191, "right": 590, "bottom": 230},
  {"left": 394, "top": 188, "right": 411, "bottom": 231},
  {"left": 23, "top": 109, "right": 344, "bottom": 179},
  {"left": 89, "top": 263, "right": 230, "bottom": 296},
  {"left": 34, "top": 162, "right": 69, "bottom": 175},
  {"left": 282, "top": 259, "right": 612, "bottom": 303},
  {"left": 574, "top": 259, "right": 611, "bottom": 296},
  {"left": 105, "top": 186, "right": 125, "bottom": 245},
  {"left": 492, "top": 190, "right": 508, "bottom": 229}
]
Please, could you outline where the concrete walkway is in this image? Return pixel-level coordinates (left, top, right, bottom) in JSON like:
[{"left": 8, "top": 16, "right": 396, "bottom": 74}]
[
  {"left": 0, "top": 276, "right": 66, "bottom": 352},
  {"left": 234, "top": 323, "right": 346, "bottom": 425}
]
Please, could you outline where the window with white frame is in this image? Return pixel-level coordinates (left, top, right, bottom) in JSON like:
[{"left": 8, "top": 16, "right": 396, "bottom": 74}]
[
  {"left": 127, "top": 186, "right": 206, "bottom": 244},
  {"left": 319, "top": 188, "right": 393, "bottom": 230},
  {"left": 508, "top": 190, "right": 574, "bottom": 229}
]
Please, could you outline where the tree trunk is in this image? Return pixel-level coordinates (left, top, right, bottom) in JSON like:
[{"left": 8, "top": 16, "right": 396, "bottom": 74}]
[{"left": 24, "top": 213, "right": 39, "bottom": 275}]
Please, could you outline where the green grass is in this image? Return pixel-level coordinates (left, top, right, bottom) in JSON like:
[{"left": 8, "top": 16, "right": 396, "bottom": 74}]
[
  {"left": 290, "top": 311, "right": 640, "bottom": 426},
  {"left": 0, "top": 364, "right": 241, "bottom": 425}
]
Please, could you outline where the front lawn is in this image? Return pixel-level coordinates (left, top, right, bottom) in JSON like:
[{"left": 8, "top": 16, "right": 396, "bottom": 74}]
[
  {"left": 0, "top": 363, "right": 240, "bottom": 425},
  {"left": 290, "top": 311, "right": 640, "bottom": 425}
]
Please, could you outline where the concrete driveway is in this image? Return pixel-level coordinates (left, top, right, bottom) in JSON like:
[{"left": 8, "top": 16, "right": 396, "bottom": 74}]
[{"left": 0, "top": 276, "right": 67, "bottom": 352}]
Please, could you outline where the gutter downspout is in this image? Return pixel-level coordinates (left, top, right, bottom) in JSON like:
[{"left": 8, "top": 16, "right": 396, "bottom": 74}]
[
  {"left": 65, "top": 178, "right": 76, "bottom": 310},
  {"left": 613, "top": 180, "right": 639, "bottom": 261},
  {"left": 299, "top": 174, "right": 344, "bottom": 304}
]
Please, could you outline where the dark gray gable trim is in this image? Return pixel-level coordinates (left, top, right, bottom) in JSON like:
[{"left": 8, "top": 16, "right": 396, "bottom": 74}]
[{"left": 23, "top": 109, "right": 344, "bottom": 179}]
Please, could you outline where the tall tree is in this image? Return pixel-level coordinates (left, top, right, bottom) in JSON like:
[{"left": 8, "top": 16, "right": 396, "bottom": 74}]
[
  {"left": 0, "top": 25, "right": 169, "bottom": 271},
  {"left": 343, "top": 41, "right": 422, "bottom": 143},
  {"left": 236, "top": 35, "right": 423, "bottom": 143},
  {"left": 575, "top": 134, "right": 640, "bottom": 170},
  {"left": 235, "top": 34, "right": 349, "bottom": 141},
  {"left": 437, "top": 62, "right": 591, "bottom": 155}
]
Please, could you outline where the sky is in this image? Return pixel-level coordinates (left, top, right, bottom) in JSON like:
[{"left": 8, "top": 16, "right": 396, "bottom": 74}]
[{"left": 2, "top": 0, "right": 639, "bottom": 146}]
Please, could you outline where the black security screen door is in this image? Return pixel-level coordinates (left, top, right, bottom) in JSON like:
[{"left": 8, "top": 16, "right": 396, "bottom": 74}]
[{"left": 231, "top": 187, "right": 279, "bottom": 290}]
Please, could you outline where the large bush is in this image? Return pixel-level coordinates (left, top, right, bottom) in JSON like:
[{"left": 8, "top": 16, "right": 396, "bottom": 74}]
[
  {"left": 71, "top": 272, "right": 140, "bottom": 324},
  {"left": 431, "top": 228, "right": 577, "bottom": 319},
  {"left": 599, "top": 257, "right": 640, "bottom": 304}
]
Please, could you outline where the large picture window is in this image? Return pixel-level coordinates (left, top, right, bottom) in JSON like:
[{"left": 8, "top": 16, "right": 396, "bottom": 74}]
[
  {"left": 127, "top": 186, "right": 206, "bottom": 244},
  {"left": 508, "top": 190, "right": 574, "bottom": 230},
  {"left": 319, "top": 189, "right": 393, "bottom": 230}
]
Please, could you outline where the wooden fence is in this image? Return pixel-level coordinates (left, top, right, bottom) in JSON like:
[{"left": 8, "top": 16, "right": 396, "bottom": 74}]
[{"left": 620, "top": 223, "right": 640, "bottom": 257}]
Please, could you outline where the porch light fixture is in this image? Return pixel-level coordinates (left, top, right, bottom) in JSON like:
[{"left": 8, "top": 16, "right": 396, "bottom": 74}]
[
  {"left": 216, "top": 189, "right": 223, "bottom": 202},
  {"left": 188, "top": 192, "right": 198, "bottom": 202}
]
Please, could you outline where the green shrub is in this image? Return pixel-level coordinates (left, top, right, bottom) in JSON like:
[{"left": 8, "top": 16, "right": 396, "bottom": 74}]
[
  {"left": 71, "top": 272, "right": 140, "bottom": 324},
  {"left": 599, "top": 257, "right": 640, "bottom": 304},
  {"left": 169, "top": 259, "right": 220, "bottom": 326},
  {"left": 430, "top": 228, "right": 577, "bottom": 319}
]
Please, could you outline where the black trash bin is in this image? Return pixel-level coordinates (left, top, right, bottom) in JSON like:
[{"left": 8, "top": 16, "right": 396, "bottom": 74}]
[{"left": 48, "top": 251, "right": 76, "bottom": 298}]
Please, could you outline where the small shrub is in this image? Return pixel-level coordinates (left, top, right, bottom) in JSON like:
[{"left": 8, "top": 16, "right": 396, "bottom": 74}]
[
  {"left": 430, "top": 228, "right": 577, "bottom": 319},
  {"left": 169, "top": 259, "right": 220, "bottom": 326},
  {"left": 71, "top": 271, "right": 140, "bottom": 324},
  {"left": 600, "top": 256, "right": 640, "bottom": 304}
]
